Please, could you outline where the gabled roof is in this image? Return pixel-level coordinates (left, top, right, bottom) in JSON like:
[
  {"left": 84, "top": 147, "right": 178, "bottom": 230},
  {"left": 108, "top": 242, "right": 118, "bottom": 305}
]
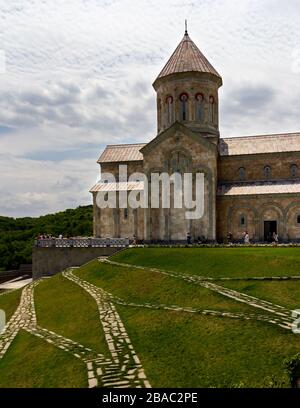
[
  {"left": 97, "top": 132, "right": 300, "bottom": 164},
  {"left": 97, "top": 143, "right": 145, "bottom": 163},
  {"left": 219, "top": 132, "right": 300, "bottom": 156},
  {"left": 154, "top": 31, "right": 222, "bottom": 85},
  {"left": 140, "top": 122, "right": 216, "bottom": 156}
]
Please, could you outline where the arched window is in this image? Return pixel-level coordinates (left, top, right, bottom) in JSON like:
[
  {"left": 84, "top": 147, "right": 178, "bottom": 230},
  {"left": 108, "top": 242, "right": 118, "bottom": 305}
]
[
  {"left": 240, "top": 214, "right": 246, "bottom": 227},
  {"left": 291, "top": 164, "right": 298, "bottom": 178},
  {"left": 179, "top": 93, "right": 189, "bottom": 121},
  {"left": 157, "top": 98, "right": 162, "bottom": 127},
  {"left": 124, "top": 208, "right": 128, "bottom": 219},
  {"left": 238, "top": 167, "right": 246, "bottom": 181},
  {"left": 195, "top": 93, "right": 204, "bottom": 121},
  {"left": 166, "top": 95, "right": 173, "bottom": 125},
  {"left": 297, "top": 215, "right": 300, "bottom": 224},
  {"left": 209, "top": 95, "right": 215, "bottom": 123},
  {"left": 264, "top": 165, "right": 272, "bottom": 179}
]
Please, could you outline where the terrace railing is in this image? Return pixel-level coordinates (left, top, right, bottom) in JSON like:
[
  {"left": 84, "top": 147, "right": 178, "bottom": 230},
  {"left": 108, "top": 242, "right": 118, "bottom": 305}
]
[{"left": 34, "top": 238, "right": 129, "bottom": 248}]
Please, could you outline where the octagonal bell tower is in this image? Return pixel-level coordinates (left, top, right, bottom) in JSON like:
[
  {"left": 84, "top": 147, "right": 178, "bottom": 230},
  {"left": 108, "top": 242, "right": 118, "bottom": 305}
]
[{"left": 153, "top": 26, "right": 222, "bottom": 144}]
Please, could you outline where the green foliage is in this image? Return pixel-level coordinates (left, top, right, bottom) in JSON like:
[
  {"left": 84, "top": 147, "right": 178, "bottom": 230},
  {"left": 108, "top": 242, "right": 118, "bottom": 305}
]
[
  {"left": 284, "top": 353, "right": 300, "bottom": 387},
  {"left": 0, "top": 206, "right": 93, "bottom": 270}
]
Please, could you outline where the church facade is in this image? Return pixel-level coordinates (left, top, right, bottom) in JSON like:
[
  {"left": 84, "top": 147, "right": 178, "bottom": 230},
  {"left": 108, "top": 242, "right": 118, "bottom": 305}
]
[{"left": 90, "top": 30, "right": 300, "bottom": 243}]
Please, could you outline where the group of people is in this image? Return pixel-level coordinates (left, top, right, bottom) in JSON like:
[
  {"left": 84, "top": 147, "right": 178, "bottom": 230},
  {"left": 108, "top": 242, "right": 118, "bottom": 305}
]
[
  {"left": 37, "top": 233, "right": 63, "bottom": 240},
  {"left": 227, "top": 231, "right": 279, "bottom": 244},
  {"left": 226, "top": 231, "right": 251, "bottom": 244},
  {"left": 187, "top": 231, "right": 281, "bottom": 245},
  {"left": 37, "top": 232, "right": 281, "bottom": 245},
  {"left": 266, "top": 231, "right": 279, "bottom": 243},
  {"left": 186, "top": 233, "right": 207, "bottom": 245}
]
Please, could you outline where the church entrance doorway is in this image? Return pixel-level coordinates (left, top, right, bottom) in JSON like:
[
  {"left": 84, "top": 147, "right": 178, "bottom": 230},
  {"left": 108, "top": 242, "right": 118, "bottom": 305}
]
[{"left": 264, "top": 220, "right": 277, "bottom": 242}]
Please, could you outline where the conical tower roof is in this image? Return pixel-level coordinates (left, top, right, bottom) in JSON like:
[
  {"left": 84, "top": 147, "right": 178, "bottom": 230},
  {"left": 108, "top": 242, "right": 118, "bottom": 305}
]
[{"left": 154, "top": 30, "right": 222, "bottom": 86}]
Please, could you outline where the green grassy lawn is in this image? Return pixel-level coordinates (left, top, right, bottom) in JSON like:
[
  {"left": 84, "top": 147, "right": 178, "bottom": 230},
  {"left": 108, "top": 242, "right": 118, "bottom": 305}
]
[
  {"left": 0, "top": 289, "right": 22, "bottom": 320},
  {"left": 0, "top": 330, "right": 86, "bottom": 387},
  {"left": 34, "top": 274, "right": 110, "bottom": 356},
  {"left": 216, "top": 280, "right": 300, "bottom": 310},
  {"left": 0, "top": 247, "right": 299, "bottom": 388},
  {"left": 0, "top": 274, "right": 112, "bottom": 388},
  {"left": 112, "top": 247, "right": 300, "bottom": 278},
  {"left": 74, "top": 250, "right": 300, "bottom": 387},
  {"left": 116, "top": 306, "right": 299, "bottom": 388},
  {"left": 76, "top": 260, "right": 265, "bottom": 314}
]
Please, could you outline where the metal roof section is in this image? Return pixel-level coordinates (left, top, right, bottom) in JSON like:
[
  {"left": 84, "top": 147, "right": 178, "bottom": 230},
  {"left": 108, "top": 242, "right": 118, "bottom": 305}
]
[
  {"left": 219, "top": 133, "right": 300, "bottom": 156},
  {"left": 154, "top": 31, "right": 222, "bottom": 84},
  {"left": 97, "top": 143, "right": 145, "bottom": 163},
  {"left": 90, "top": 181, "right": 144, "bottom": 193},
  {"left": 217, "top": 180, "right": 300, "bottom": 196}
]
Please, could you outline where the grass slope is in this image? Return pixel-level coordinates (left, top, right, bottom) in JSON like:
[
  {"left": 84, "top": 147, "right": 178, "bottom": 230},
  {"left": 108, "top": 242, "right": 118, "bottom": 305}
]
[
  {"left": 0, "top": 247, "right": 299, "bottom": 388},
  {"left": 0, "top": 290, "right": 22, "bottom": 320},
  {"left": 216, "top": 280, "right": 300, "bottom": 310},
  {"left": 76, "top": 260, "right": 265, "bottom": 314},
  {"left": 34, "top": 273, "right": 110, "bottom": 356},
  {"left": 0, "top": 330, "right": 86, "bottom": 388},
  {"left": 112, "top": 247, "right": 300, "bottom": 278},
  {"left": 118, "top": 307, "right": 299, "bottom": 388}
]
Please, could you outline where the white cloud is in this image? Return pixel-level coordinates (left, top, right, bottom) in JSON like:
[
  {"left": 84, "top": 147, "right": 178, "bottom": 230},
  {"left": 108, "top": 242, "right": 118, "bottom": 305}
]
[
  {"left": 0, "top": 154, "right": 98, "bottom": 217},
  {"left": 0, "top": 0, "right": 299, "bottom": 216}
]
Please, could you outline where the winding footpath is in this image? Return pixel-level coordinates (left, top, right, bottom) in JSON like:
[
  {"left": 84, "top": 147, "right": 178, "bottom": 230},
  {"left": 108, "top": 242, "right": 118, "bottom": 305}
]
[
  {"left": 0, "top": 272, "right": 151, "bottom": 388},
  {"left": 0, "top": 256, "right": 298, "bottom": 387},
  {"left": 102, "top": 259, "right": 295, "bottom": 330},
  {"left": 63, "top": 269, "right": 150, "bottom": 388}
]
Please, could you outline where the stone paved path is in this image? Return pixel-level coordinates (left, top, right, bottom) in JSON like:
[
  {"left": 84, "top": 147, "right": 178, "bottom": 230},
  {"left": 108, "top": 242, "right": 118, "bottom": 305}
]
[
  {"left": 102, "top": 259, "right": 295, "bottom": 330},
  {"left": 63, "top": 269, "right": 151, "bottom": 388},
  {"left": 0, "top": 281, "right": 39, "bottom": 360},
  {"left": 98, "top": 258, "right": 300, "bottom": 282},
  {"left": 0, "top": 275, "right": 151, "bottom": 388},
  {"left": 112, "top": 297, "right": 293, "bottom": 330}
]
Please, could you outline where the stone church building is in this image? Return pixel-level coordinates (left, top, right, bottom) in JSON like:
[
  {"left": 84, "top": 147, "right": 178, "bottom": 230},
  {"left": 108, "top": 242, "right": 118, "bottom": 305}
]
[{"left": 90, "top": 29, "right": 300, "bottom": 243}]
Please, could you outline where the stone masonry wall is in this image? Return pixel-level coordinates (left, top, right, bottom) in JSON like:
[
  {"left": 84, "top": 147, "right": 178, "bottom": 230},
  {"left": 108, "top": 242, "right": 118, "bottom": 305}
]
[
  {"left": 217, "top": 195, "right": 300, "bottom": 242},
  {"left": 32, "top": 247, "right": 121, "bottom": 279},
  {"left": 218, "top": 153, "right": 300, "bottom": 182}
]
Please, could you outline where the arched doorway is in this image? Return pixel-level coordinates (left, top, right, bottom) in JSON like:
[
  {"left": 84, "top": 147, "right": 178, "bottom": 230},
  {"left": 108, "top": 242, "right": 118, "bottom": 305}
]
[
  {"left": 263, "top": 220, "right": 277, "bottom": 242},
  {"left": 285, "top": 203, "right": 300, "bottom": 241},
  {"left": 259, "top": 204, "right": 284, "bottom": 241}
]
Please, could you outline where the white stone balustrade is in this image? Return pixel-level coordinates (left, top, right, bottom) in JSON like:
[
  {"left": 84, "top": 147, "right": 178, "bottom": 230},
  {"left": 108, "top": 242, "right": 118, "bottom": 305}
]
[{"left": 34, "top": 238, "right": 129, "bottom": 248}]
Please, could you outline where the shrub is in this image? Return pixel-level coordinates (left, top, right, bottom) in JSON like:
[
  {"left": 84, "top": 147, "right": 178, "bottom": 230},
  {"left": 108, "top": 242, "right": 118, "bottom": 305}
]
[{"left": 284, "top": 353, "right": 300, "bottom": 387}]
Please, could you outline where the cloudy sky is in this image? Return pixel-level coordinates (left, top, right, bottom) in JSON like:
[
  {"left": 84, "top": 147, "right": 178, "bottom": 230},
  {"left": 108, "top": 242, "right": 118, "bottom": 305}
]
[{"left": 0, "top": 0, "right": 300, "bottom": 217}]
